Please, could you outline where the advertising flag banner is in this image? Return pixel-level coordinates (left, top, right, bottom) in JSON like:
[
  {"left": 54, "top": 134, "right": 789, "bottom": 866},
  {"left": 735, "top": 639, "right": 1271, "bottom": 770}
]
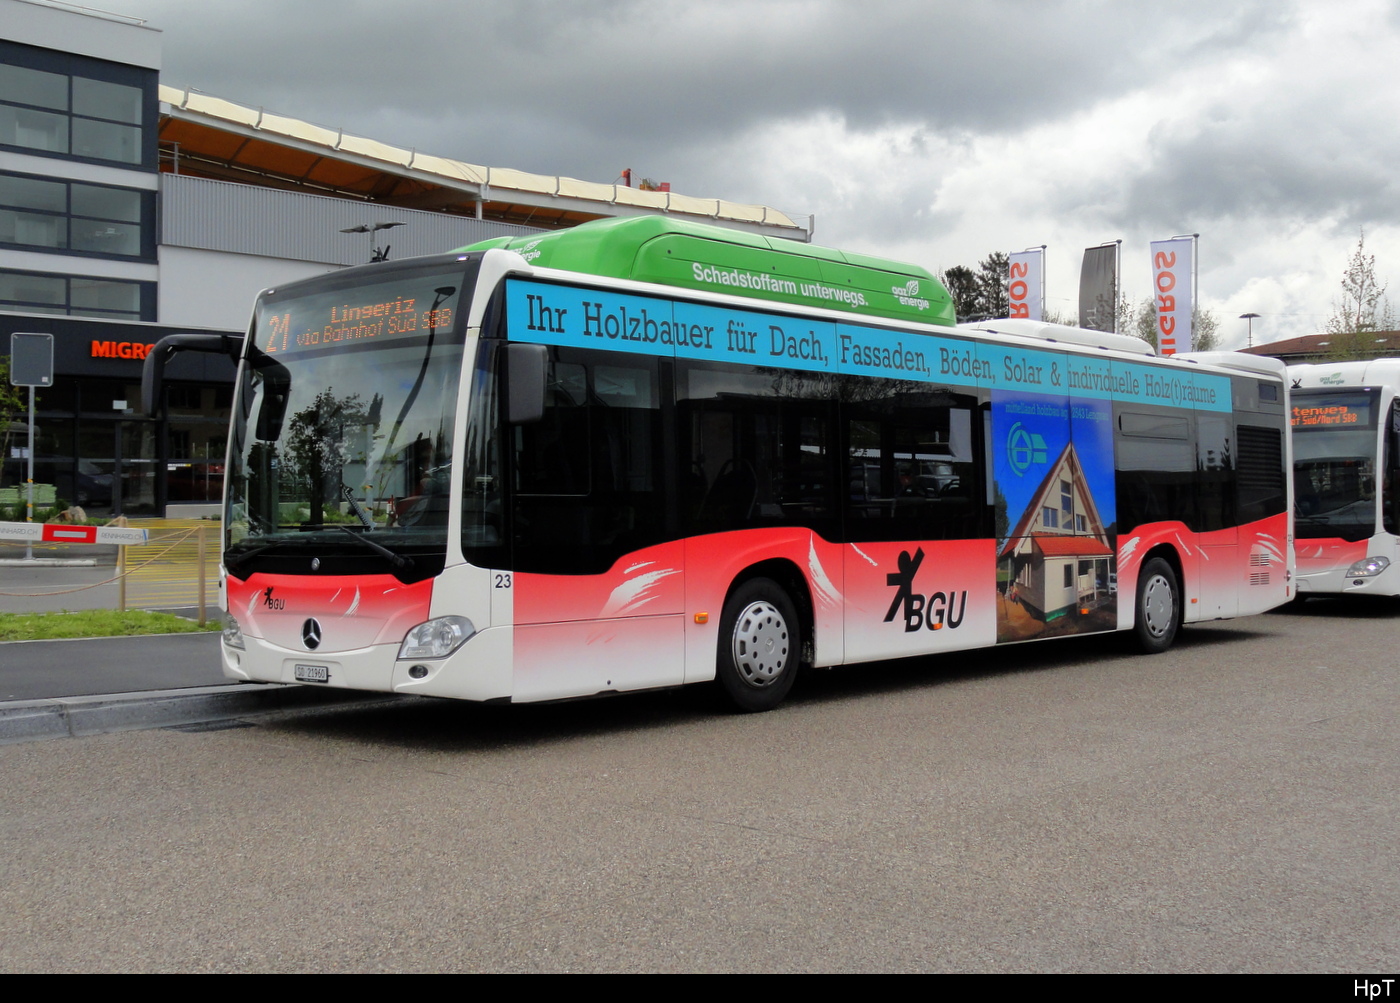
[
  {"left": 1078, "top": 246, "right": 1116, "bottom": 332},
  {"left": 1150, "top": 238, "right": 1193, "bottom": 355},
  {"left": 1008, "top": 250, "right": 1043, "bottom": 322}
]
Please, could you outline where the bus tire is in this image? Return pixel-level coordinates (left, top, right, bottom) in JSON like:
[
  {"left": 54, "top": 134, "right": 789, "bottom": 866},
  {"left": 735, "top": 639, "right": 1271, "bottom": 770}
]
[
  {"left": 1134, "top": 557, "right": 1179, "bottom": 654},
  {"left": 717, "top": 578, "right": 801, "bottom": 712}
]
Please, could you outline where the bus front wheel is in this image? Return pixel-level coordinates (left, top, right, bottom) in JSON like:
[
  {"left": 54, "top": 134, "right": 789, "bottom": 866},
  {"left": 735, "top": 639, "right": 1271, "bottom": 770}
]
[
  {"left": 717, "top": 578, "right": 801, "bottom": 712},
  {"left": 1134, "top": 557, "right": 1179, "bottom": 654}
]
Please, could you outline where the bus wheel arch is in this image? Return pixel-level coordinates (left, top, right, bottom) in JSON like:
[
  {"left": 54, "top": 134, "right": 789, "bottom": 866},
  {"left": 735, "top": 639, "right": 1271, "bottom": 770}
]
[
  {"left": 1134, "top": 548, "right": 1182, "bottom": 654},
  {"left": 715, "top": 561, "right": 811, "bottom": 712}
]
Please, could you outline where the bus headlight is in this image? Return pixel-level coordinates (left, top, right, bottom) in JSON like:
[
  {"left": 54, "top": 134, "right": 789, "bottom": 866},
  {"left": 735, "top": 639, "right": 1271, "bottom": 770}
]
[
  {"left": 1346, "top": 556, "right": 1391, "bottom": 578},
  {"left": 399, "top": 616, "right": 476, "bottom": 659},
  {"left": 223, "top": 613, "right": 245, "bottom": 650}
]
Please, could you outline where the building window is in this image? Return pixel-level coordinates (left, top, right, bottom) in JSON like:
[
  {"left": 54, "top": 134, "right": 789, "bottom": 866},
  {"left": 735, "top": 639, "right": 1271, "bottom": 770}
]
[
  {"left": 0, "top": 171, "right": 152, "bottom": 259},
  {"left": 0, "top": 42, "right": 153, "bottom": 168},
  {"left": 0, "top": 268, "right": 152, "bottom": 321}
]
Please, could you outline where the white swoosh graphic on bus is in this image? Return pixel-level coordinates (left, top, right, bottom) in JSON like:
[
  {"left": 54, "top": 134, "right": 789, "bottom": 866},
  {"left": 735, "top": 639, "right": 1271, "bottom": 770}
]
[
  {"left": 810, "top": 538, "right": 843, "bottom": 608},
  {"left": 598, "top": 564, "right": 680, "bottom": 619}
]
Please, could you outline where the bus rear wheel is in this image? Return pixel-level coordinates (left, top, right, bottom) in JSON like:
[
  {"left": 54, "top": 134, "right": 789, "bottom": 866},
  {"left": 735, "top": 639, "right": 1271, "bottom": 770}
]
[
  {"left": 717, "top": 578, "right": 801, "bottom": 712},
  {"left": 1134, "top": 557, "right": 1179, "bottom": 654}
]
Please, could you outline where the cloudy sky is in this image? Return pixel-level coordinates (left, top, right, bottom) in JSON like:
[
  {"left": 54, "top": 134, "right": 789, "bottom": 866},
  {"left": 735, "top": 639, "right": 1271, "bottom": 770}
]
[{"left": 113, "top": 0, "right": 1400, "bottom": 349}]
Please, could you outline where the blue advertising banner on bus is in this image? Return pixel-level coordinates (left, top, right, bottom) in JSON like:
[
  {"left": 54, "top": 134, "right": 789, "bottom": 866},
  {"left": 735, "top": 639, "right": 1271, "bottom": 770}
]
[{"left": 506, "top": 279, "right": 1230, "bottom": 412}]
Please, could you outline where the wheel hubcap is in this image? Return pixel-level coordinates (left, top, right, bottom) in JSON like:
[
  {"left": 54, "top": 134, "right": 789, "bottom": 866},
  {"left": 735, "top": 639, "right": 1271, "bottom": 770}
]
[
  {"left": 1142, "top": 574, "right": 1174, "bottom": 638},
  {"left": 732, "top": 601, "right": 789, "bottom": 687}
]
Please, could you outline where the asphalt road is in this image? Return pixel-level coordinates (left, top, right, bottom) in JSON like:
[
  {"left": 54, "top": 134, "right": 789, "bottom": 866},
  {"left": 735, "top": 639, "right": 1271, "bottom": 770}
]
[
  {"left": 0, "top": 633, "right": 224, "bottom": 700},
  {"left": 1, "top": 598, "right": 1397, "bottom": 973}
]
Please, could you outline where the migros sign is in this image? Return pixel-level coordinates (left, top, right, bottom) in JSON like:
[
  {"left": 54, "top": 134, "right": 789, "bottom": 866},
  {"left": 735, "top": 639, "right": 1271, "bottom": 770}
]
[{"left": 90, "top": 340, "right": 154, "bottom": 360}]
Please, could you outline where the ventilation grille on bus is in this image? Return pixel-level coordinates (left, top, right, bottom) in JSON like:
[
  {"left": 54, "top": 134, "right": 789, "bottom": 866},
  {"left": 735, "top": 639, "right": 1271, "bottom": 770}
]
[
  {"left": 1249, "top": 572, "right": 1271, "bottom": 586},
  {"left": 1250, "top": 552, "right": 1272, "bottom": 567}
]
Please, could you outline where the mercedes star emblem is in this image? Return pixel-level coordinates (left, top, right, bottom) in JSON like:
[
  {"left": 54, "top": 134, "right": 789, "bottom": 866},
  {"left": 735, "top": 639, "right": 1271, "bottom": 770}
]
[{"left": 302, "top": 618, "right": 323, "bottom": 650}]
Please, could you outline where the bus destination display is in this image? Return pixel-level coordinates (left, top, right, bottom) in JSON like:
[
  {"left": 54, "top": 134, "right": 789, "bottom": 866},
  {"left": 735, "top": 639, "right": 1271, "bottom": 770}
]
[
  {"left": 258, "top": 277, "right": 459, "bottom": 356},
  {"left": 1292, "top": 399, "right": 1371, "bottom": 428}
]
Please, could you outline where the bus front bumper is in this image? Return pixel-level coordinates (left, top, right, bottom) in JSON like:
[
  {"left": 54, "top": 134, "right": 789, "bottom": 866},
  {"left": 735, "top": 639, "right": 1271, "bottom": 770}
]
[{"left": 221, "top": 624, "right": 513, "bottom": 702}]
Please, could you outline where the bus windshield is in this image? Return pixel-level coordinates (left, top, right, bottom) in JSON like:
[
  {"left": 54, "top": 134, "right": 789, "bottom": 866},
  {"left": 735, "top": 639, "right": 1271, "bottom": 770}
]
[
  {"left": 1292, "top": 388, "right": 1379, "bottom": 541},
  {"left": 224, "top": 260, "right": 469, "bottom": 576}
]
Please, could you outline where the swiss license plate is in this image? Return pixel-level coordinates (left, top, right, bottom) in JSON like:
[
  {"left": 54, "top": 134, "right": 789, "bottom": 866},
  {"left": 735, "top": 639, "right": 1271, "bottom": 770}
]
[{"left": 294, "top": 663, "right": 330, "bottom": 683}]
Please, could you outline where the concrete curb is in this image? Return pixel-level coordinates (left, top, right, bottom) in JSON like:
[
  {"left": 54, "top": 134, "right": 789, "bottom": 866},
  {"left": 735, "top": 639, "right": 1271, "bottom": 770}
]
[
  {"left": 0, "top": 558, "right": 97, "bottom": 567},
  {"left": 0, "top": 684, "right": 395, "bottom": 745}
]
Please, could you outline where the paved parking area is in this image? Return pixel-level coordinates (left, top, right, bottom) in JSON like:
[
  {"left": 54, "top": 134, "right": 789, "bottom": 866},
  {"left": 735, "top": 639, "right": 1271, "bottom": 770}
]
[{"left": 0, "top": 601, "right": 1396, "bottom": 972}]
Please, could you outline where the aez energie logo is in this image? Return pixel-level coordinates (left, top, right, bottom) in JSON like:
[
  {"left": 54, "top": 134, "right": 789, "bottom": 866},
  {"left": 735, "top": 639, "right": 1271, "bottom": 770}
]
[
  {"left": 883, "top": 547, "right": 967, "bottom": 632},
  {"left": 891, "top": 279, "right": 931, "bottom": 311},
  {"left": 1005, "top": 421, "right": 1047, "bottom": 476}
]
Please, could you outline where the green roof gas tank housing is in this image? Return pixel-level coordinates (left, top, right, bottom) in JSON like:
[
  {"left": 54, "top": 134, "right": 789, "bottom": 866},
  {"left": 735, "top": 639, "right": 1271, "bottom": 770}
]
[{"left": 461, "top": 216, "right": 957, "bottom": 328}]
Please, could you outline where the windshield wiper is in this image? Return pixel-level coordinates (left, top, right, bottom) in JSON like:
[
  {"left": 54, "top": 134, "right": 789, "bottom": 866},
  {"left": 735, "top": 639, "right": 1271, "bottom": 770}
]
[
  {"left": 336, "top": 525, "right": 413, "bottom": 569},
  {"left": 342, "top": 483, "right": 374, "bottom": 529}
]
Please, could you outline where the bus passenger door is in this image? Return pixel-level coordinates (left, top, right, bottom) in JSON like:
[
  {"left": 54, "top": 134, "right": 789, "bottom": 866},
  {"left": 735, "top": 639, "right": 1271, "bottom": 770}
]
[{"left": 508, "top": 353, "right": 687, "bottom": 701}]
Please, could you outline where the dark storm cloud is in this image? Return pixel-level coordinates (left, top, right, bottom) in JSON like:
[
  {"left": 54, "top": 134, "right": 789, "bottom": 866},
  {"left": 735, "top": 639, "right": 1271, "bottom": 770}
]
[{"left": 125, "top": 0, "right": 1295, "bottom": 186}]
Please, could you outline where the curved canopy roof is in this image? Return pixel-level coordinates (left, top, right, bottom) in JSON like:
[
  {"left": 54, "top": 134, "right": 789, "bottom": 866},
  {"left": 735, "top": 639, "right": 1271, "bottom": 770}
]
[{"left": 158, "top": 86, "right": 807, "bottom": 239}]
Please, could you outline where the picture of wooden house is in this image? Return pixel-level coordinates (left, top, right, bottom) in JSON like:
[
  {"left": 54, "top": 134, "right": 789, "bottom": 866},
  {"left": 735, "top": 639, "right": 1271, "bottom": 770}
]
[{"left": 998, "top": 441, "right": 1115, "bottom": 640}]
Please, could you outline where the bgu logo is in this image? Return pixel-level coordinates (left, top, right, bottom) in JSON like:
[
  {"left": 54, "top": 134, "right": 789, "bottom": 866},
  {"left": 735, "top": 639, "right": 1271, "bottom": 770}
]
[
  {"left": 262, "top": 586, "right": 286, "bottom": 610},
  {"left": 883, "top": 547, "right": 968, "bottom": 632}
]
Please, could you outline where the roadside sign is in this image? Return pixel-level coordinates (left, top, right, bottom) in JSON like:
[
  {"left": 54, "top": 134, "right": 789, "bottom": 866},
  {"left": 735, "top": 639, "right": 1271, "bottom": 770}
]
[{"left": 10, "top": 332, "right": 54, "bottom": 386}]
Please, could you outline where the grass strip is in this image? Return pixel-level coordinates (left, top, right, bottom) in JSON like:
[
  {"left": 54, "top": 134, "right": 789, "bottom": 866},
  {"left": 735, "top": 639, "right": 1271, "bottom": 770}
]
[{"left": 0, "top": 609, "right": 221, "bottom": 641}]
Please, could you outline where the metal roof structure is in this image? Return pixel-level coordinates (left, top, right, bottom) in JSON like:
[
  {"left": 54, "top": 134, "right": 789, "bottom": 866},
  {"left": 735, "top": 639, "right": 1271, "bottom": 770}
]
[
  {"left": 158, "top": 86, "right": 809, "bottom": 241},
  {"left": 1243, "top": 332, "right": 1400, "bottom": 363}
]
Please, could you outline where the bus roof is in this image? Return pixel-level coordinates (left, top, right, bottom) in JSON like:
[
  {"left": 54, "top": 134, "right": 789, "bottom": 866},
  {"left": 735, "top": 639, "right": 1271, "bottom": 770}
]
[
  {"left": 460, "top": 216, "right": 957, "bottom": 328},
  {"left": 1289, "top": 357, "right": 1400, "bottom": 389}
]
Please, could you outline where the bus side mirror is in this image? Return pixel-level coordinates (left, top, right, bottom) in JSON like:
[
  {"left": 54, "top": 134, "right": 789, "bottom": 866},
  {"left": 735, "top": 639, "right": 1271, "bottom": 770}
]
[
  {"left": 247, "top": 351, "right": 292, "bottom": 442},
  {"left": 507, "top": 343, "right": 547, "bottom": 424},
  {"left": 141, "top": 332, "right": 241, "bottom": 418}
]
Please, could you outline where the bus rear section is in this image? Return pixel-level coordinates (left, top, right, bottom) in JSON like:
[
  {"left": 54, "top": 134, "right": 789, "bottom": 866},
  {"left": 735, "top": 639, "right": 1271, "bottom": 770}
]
[{"left": 1290, "top": 359, "right": 1400, "bottom": 596}]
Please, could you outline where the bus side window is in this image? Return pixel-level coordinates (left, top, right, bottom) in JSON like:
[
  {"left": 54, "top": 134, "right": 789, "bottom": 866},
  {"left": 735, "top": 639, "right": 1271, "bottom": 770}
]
[
  {"left": 1116, "top": 410, "right": 1194, "bottom": 529},
  {"left": 844, "top": 390, "right": 978, "bottom": 543}
]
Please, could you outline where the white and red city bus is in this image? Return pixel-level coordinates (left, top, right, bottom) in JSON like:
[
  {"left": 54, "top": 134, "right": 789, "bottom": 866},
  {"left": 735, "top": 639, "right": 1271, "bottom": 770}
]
[
  {"left": 1289, "top": 358, "right": 1400, "bottom": 597},
  {"left": 146, "top": 217, "right": 1292, "bottom": 710}
]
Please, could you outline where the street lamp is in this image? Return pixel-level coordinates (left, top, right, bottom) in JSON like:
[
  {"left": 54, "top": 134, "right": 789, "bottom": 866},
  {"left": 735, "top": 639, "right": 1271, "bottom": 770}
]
[
  {"left": 1240, "top": 312, "right": 1260, "bottom": 348},
  {"left": 340, "top": 221, "right": 405, "bottom": 263}
]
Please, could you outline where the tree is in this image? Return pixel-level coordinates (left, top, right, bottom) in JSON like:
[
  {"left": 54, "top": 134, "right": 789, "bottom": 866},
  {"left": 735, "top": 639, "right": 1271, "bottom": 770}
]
[
  {"left": 1325, "top": 229, "right": 1394, "bottom": 359},
  {"left": 0, "top": 357, "right": 25, "bottom": 490},
  {"left": 1133, "top": 298, "right": 1158, "bottom": 349},
  {"left": 1192, "top": 309, "right": 1220, "bottom": 352},
  {"left": 1130, "top": 299, "right": 1221, "bottom": 353},
  {"left": 940, "top": 265, "right": 978, "bottom": 319},
  {"left": 975, "top": 252, "right": 1010, "bottom": 319},
  {"left": 941, "top": 253, "right": 1010, "bottom": 320}
]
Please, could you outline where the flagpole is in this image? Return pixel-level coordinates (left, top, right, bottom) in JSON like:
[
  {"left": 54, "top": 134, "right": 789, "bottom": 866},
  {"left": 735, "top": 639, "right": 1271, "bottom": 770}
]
[
  {"left": 1171, "top": 232, "right": 1200, "bottom": 349},
  {"left": 1026, "top": 244, "right": 1046, "bottom": 321}
]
